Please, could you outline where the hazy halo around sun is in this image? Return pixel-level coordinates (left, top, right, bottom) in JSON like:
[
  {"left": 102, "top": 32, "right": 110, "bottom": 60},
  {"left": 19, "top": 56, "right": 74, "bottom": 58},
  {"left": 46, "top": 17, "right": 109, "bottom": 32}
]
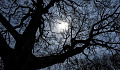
[{"left": 57, "top": 20, "right": 69, "bottom": 32}]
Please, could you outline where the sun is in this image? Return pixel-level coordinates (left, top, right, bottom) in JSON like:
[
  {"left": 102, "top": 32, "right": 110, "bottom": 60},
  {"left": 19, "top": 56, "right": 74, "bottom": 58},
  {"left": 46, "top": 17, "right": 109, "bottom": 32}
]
[{"left": 57, "top": 20, "right": 69, "bottom": 32}]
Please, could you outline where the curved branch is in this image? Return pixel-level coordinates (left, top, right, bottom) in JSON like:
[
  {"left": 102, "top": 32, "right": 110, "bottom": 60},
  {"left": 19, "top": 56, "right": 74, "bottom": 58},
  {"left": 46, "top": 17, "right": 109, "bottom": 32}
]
[{"left": 32, "top": 43, "right": 89, "bottom": 69}]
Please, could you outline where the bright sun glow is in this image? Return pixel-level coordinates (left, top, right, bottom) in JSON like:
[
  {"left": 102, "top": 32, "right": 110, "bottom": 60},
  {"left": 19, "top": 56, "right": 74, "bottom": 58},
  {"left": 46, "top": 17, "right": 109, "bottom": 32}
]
[{"left": 57, "top": 20, "right": 69, "bottom": 32}]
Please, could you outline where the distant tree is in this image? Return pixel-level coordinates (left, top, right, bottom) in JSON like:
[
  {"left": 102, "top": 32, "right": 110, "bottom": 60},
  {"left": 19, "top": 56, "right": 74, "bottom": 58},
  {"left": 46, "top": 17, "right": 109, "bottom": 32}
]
[{"left": 0, "top": 0, "right": 120, "bottom": 70}]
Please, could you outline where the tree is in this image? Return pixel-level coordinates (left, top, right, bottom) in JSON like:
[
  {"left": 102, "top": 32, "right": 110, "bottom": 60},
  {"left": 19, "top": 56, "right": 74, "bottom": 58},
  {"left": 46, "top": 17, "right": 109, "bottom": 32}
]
[{"left": 0, "top": 0, "right": 120, "bottom": 70}]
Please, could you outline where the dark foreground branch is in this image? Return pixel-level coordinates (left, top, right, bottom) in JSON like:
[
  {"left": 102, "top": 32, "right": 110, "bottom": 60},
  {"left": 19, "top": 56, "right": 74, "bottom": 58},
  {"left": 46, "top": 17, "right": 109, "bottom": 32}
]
[
  {"left": 0, "top": 33, "right": 13, "bottom": 56},
  {"left": 31, "top": 43, "right": 89, "bottom": 69},
  {"left": 0, "top": 13, "right": 21, "bottom": 41}
]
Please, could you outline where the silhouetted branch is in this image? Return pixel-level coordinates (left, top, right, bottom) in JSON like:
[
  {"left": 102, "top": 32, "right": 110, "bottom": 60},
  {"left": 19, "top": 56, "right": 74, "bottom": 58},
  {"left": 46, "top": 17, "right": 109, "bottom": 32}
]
[
  {"left": 0, "top": 33, "right": 13, "bottom": 56},
  {"left": 43, "top": 0, "right": 61, "bottom": 14},
  {"left": 0, "top": 13, "right": 21, "bottom": 40},
  {"left": 34, "top": 44, "right": 88, "bottom": 69}
]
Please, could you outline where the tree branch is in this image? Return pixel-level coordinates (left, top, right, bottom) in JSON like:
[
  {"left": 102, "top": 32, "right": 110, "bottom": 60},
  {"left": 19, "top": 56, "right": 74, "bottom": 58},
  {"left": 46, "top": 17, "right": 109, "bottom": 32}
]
[
  {"left": 43, "top": 0, "right": 61, "bottom": 14},
  {"left": 0, "top": 13, "right": 21, "bottom": 40},
  {"left": 33, "top": 47, "right": 84, "bottom": 69},
  {"left": 17, "top": 0, "right": 61, "bottom": 53},
  {"left": 93, "top": 5, "right": 120, "bottom": 27},
  {"left": 0, "top": 33, "right": 13, "bottom": 56},
  {"left": 32, "top": 42, "right": 90, "bottom": 69},
  {"left": 14, "top": 11, "right": 31, "bottom": 29},
  {"left": 89, "top": 5, "right": 120, "bottom": 38}
]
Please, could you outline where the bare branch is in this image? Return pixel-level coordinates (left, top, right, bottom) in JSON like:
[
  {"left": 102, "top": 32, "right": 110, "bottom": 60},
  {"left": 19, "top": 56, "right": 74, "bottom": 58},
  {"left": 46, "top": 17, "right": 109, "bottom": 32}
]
[
  {"left": 0, "top": 33, "right": 13, "bottom": 56},
  {"left": 0, "top": 13, "right": 21, "bottom": 40}
]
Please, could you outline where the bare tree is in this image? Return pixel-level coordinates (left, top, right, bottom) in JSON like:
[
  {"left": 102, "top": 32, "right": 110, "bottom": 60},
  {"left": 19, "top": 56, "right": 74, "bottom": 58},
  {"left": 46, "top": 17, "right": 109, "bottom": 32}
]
[{"left": 0, "top": 0, "right": 120, "bottom": 70}]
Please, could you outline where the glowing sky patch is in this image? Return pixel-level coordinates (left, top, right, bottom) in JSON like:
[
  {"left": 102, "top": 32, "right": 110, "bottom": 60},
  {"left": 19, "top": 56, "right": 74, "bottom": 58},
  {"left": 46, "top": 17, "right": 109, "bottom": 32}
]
[{"left": 57, "top": 20, "right": 69, "bottom": 32}]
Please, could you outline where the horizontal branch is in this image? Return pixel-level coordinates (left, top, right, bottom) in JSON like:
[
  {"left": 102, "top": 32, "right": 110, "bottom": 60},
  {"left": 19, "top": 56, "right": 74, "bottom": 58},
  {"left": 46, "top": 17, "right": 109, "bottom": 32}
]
[
  {"left": 93, "top": 30, "right": 114, "bottom": 36},
  {"left": 93, "top": 39, "right": 120, "bottom": 44},
  {"left": 74, "top": 40, "right": 87, "bottom": 44},
  {"left": 33, "top": 43, "right": 89, "bottom": 69}
]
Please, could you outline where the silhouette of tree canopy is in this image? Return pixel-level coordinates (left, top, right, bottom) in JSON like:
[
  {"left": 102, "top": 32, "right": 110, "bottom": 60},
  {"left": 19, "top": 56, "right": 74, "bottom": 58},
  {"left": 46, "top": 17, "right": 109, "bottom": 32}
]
[{"left": 0, "top": 0, "right": 120, "bottom": 70}]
